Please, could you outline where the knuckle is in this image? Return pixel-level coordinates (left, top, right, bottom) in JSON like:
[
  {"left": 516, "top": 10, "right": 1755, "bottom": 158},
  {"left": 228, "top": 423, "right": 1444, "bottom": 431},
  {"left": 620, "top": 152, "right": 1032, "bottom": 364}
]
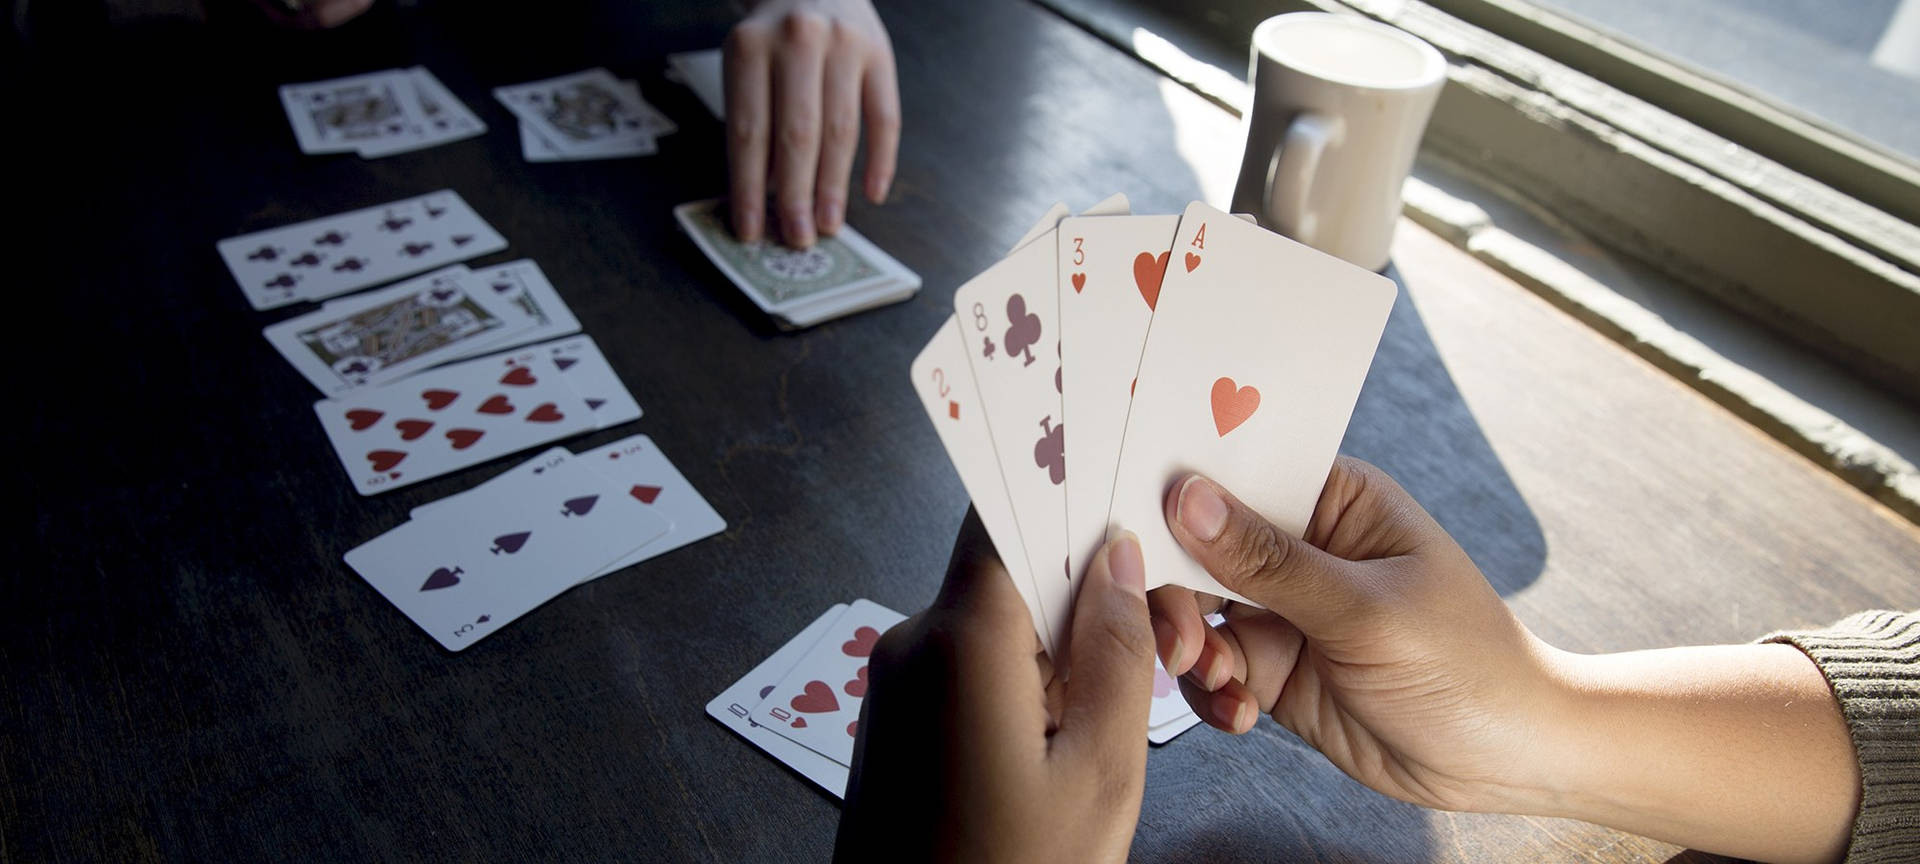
[
  {"left": 1090, "top": 612, "right": 1155, "bottom": 668},
  {"left": 867, "top": 107, "right": 901, "bottom": 141},
  {"left": 724, "top": 22, "right": 771, "bottom": 56},
  {"left": 1223, "top": 518, "right": 1294, "bottom": 586},
  {"left": 822, "top": 112, "right": 859, "bottom": 147},
  {"left": 776, "top": 120, "right": 820, "bottom": 154},
  {"left": 727, "top": 117, "right": 768, "bottom": 149},
  {"left": 779, "top": 10, "right": 830, "bottom": 47}
]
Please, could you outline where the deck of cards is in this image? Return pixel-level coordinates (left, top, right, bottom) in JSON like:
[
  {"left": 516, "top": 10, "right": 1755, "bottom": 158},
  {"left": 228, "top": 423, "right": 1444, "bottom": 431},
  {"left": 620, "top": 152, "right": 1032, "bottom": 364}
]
[
  {"left": 674, "top": 198, "right": 922, "bottom": 329},
  {"left": 281, "top": 67, "right": 486, "bottom": 159},
  {"left": 495, "top": 68, "right": 677, "bottom": 161},
  {"left": 909, "top": 197, "right": 1397, "bottom": 658},
  {"left": 347, "top": 434, "right": 725, "bottom": 651}
]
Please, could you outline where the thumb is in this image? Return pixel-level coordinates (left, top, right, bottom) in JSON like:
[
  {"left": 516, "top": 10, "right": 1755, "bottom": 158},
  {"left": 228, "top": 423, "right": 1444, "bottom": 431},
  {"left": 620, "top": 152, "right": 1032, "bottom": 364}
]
[
  {"left": 1057, "top": 534, "right": 1157, "bottom": 767},
  {"left": 1164, "top": 474, "right": 1369, "bottom": 640}
]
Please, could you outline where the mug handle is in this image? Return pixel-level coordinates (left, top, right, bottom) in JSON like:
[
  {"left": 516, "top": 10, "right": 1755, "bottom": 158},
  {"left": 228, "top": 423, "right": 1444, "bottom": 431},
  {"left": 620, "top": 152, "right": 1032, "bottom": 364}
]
[{"left": 1264, "top": 113, "right": 1338, "bottom": 238}]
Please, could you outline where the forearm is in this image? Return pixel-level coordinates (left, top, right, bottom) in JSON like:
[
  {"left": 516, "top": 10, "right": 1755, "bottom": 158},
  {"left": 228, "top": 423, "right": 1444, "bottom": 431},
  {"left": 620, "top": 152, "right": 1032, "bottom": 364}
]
[{"left": 1527, "top": 643, "right": 1858, "bottom": 863}]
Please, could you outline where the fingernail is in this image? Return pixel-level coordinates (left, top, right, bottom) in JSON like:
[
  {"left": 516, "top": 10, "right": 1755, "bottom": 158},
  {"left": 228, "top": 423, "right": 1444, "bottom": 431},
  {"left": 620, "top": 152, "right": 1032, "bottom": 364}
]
[
  {"left": 1233, "top": 699, "right": 1256, "bottom": 732},
  {"left": 782, "top": 206, "right": 814, "bottom": 247},
  {"left": 818, "top": 200, "right": 843, "bottom": 235},
  {"left": 1177, "top": 476, "right": 1230, "bottom": 542},
  {"left": 737, "top": 210, "right": 762, "bottom": 243},
  {"left": 1108, "top": 533, "right": 1144, "bottom": 598},
  {"left": 1203, "top": 650, "right": 1229, "bottom": 690},
  {"left": 1210, "top": 690, "right": 1245, "bottom": 733},
  {"left": 868, "top": 175, "right": 891, "bottom": 204},
  {"left": 1152, "top": 617, "right": 1182, "bottom": 671}
]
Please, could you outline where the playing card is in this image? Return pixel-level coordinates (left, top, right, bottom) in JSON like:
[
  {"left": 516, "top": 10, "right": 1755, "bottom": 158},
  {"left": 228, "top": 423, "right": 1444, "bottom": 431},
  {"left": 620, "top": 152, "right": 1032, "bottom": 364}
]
[
  {"left": 381, "top": 66, "right": 487, "bottom": 156},
  {"left": 665, "top": 49, "right": 725, "bottom": 120},
  {"left": 532, "top": 335, "right": 637, "bottom": 427},
  {"left": 450, "top": 261, "right": 583, "bottom": 359},
  {"left": 495, "top": 69, "right": 663, "bottom": 158},
  {"left": 280, "top": 69, "right": 426, "bottom": 156},
  {"left": 263, "top": 265, "right": 527, "bottom": 394},
  {"left": 707, "top": 603, "right": 853, "bottom": 798},
  {"left": 1146, "top": 659, "right": 1203, "bottom": 744},
  {"left": 344, "top": 455, "right": 670, "bottom": 651},
  {"left": 949, "top": 197, "right": 1129, "bottom": 657},
  {"left": 1056, "top": 214, "right": 1180, "bottom": 582},
  {"left": 751, "top": 599, "right": 906, "bottom": 766},
  {"left": 673, "top": 198, "right": 918, "bottom": 320},
  {"left": 217, "top": 190, "right": 508, "bottom": 310},
  {"left": 1008, "top": 203, "right": 1069, "bottom": 255},
  {"left": 313, "top": 347, "right": 596, "bottom": 495},
  {"left": 1107, "top": 201, "right": 1396, "bottom": 603},
  {"left": 910, "top": 317, "right": 1052, "bottom": 656},
  {"left": 567, "top": 434, "right": 725, "bottom": 575}
]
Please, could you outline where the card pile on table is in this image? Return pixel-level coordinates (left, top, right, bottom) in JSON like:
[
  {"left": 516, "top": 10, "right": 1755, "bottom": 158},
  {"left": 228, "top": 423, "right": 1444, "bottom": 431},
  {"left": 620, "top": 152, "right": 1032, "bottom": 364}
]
[
  {"left": 674, "top": 198, "right": 922, "bottom": 329},
  {"left": 494, "top": 68, "right": 677, "bottom": 162},
  {"left": 908, "top": 197, "right": 1397, "bottom": 659},
  {"left": 280, "top": 67, "right": 485, "bottom": 158},
  {"left": 347, "top": 434, "right": 726, "bottom": 651},
  {"left": 708, "top": 601, "right": 1201, "bottom": 798}
]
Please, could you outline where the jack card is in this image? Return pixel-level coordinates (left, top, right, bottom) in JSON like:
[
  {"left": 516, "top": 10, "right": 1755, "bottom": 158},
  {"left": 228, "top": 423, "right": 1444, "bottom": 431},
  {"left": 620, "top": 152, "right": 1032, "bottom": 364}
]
[{"left": 265, "top": 265, "right": 526, "bottom": 395}]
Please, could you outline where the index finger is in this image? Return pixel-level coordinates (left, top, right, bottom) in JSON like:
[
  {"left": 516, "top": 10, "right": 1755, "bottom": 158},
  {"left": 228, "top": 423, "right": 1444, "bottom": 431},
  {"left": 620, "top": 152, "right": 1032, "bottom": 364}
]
[{"left": 724, "top": 23, "right": 773, "bottom": 242}]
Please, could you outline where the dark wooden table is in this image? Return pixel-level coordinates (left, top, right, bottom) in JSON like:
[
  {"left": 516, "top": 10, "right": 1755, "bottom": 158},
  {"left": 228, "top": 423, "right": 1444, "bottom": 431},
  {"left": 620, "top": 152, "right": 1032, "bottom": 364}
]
[{"left": 9, "top": 0, "right": 1918, "bottom": 861}]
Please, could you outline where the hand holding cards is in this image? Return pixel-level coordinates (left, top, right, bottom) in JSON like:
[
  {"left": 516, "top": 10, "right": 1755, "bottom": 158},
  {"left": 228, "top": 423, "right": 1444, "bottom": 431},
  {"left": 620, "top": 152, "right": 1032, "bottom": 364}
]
[{"left": 909, "top": 198, "right": 1395, "bottom": 642}]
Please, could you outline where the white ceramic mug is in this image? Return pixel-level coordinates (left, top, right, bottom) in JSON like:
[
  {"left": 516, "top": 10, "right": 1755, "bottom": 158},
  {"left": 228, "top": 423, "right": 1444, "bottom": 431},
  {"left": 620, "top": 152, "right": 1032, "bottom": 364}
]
[{"left": 1230, "top": 13, "right": 1446, "bottom": 271}]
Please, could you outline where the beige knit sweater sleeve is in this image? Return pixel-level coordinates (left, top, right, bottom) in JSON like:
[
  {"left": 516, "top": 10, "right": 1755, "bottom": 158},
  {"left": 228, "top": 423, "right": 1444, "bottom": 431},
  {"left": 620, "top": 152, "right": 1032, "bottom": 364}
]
[{"left": 1762, "top": 610, "right": 1919, "bottom": 864}]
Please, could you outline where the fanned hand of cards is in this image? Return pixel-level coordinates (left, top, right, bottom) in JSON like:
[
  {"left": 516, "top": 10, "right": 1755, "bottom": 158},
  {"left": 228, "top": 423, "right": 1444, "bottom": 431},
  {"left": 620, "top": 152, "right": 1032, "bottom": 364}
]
[
  {"left": 347, "top": 434, "right": 725, "bottom": 651},
  {"left": 908, "top": 197, "right": 1396, "bottom": 723},
  {"left": 281, "top": 67, "right": 485, "bottom": 159},
  {"left": 495, "top": 68, "right": 677, "bottom": 162},
  {"left": 674, "top": 198, "right": 922, "bottom": 329},
  {"left": 312, "top": 335, "right": 643, "bottom": 495}
]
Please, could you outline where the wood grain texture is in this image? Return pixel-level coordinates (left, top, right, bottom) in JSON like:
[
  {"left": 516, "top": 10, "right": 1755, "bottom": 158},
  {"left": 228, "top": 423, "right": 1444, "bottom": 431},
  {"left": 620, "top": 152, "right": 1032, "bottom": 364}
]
[{"left": 5, "top": 0, "right": 1916, "bottom": 862}]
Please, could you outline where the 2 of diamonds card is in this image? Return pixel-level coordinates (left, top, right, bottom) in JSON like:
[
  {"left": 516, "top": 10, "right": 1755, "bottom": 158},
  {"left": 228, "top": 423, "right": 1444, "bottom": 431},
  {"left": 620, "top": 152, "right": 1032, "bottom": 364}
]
[
  {"left": 218, "top": 190, "right": 508, "bottom": 310},
  {"left": 344, "top": 455, "right": 669, "bottom": 651}
]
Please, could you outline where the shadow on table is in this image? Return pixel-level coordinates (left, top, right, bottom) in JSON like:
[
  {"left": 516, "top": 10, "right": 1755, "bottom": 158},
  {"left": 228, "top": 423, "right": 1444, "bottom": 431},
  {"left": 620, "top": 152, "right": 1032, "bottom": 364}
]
[{"left": 1346, "top": 263, "right": 1549, "bottom": 598}]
